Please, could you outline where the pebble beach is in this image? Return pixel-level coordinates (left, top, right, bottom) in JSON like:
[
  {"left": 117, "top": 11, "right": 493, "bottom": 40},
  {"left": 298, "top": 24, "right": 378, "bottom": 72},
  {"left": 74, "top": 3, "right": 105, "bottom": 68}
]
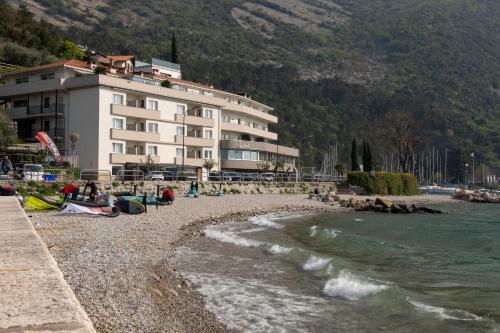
[
  {"left": 31, "top": 194, "right": 333, "bottom": 332},
  {"left": 30, "top": 193, "right": 456, "bottom": 332}
]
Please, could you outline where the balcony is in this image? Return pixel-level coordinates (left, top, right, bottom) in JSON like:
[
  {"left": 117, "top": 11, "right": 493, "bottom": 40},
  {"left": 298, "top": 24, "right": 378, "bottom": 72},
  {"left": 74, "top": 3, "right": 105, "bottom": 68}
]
[
  {"left": 174, "top": 157, "right": 204, "bottom": 167},
  {"left": 111, "top": 104, "right": 161, "bottom": 121},
  {"left": 27, "top": 104, "right": 65, "bottom": 115},
  {"left": 175, "top": 114, "right": 214, "bottom": 127},
  {"left": 222, "top": 104, "right": 277, "bottom": 123},
  {"left": 110, "top": 153, "right": 161, "bottom": 164},
  {"left": 221, "top": 160, "right": 295, "bottom": 171},
  {"left": 220, "top": 140, "right": 299, "bottom": 157},
  {"left": 174, "top": 135, "right": 214, "bottom": 147},
  {"left": 110, "top": 128, "right": 161, "bottom": 143},
  {"left": 220, "top": 123, "right": 278, "bottom": 141},
  {"left": 5, "top": 106, "right": 28, "bottom": 119}
]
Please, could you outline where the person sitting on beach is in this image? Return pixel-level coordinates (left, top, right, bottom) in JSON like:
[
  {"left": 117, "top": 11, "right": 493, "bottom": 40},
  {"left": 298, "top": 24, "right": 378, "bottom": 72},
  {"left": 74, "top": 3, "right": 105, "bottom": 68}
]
[
  {"left": 190, "top": 180, "right": 199, "bottom": 192},
  {"left": 88, "top": 181, "right": 98, "bottom": 201},
  {"left": 162, "top": 187, "right": 175, "bottom": 205},
  {"left": 61, "top": 183, "right": 79, "bottom": 201}
]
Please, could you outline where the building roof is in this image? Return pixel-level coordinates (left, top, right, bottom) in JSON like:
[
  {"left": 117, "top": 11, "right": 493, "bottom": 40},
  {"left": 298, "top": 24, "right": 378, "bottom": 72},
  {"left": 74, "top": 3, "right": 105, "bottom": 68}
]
[
  {"left": 1, "top": 60, "right": 90, "bottom": 78},
  {"left": 151, "top": 58, "right": 180, "bottom": 71},
  {"left": 108, "top": 55, "right": 135, "bottom": 61}
]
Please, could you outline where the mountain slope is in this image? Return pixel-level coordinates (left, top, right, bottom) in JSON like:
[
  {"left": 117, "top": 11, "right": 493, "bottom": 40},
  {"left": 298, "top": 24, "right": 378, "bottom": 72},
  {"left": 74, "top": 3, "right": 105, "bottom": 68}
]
[{"left": 4, "top": 0, "right": 500, "bottom": 175}]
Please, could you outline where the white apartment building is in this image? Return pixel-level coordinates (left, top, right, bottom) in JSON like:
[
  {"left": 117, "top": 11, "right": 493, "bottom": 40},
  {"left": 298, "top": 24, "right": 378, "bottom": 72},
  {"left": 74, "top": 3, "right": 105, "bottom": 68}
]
[{"left": 0, "top": 56, "right": 298, "bottom": 177}]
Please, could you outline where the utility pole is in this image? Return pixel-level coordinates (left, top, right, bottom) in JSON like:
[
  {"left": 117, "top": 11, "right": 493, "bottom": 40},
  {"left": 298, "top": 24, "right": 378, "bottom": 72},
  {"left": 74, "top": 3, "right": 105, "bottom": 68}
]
[
  {"left": 444, "top": 148, "right": 447, "bottom": 184},
  {"left": 471, "top": 152, "right": 475, "bottom": 188}
]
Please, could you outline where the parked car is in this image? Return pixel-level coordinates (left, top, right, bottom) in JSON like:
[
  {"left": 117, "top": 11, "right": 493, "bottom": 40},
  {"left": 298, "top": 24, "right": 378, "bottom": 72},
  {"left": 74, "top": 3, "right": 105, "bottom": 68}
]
[
  {"left": 177, "top": 171, "right": 198, "bottom": 181},
  {"left": 260, "top": 172, "right": 275, "bottom": 182},
  {"left": 20, "top": 164, "right": 44, "bottom": 181},
  {"left": 163, "top": 170, "right": 174, "bottom": 181},
  {"left": 149, "top": 171, "right": 165, "bottom": 181},
  {"left": 242, "top": 173, "right": 259, "bottom": 181},
  {"left": 223, "top": 172, "right": 242, "bottom": 181}
]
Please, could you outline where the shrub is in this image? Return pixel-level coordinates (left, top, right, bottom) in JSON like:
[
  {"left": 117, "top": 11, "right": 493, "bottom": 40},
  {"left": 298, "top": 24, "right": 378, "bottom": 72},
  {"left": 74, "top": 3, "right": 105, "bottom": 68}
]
[{"left": 347, "top": 172, "right": 419, "bottom": 195}]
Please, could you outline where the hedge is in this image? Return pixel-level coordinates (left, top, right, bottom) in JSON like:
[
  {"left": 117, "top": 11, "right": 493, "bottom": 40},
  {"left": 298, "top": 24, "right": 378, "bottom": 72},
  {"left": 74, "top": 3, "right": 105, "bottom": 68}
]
[{"left": 347, "top": 172, "right": 419, "bottom": 195}]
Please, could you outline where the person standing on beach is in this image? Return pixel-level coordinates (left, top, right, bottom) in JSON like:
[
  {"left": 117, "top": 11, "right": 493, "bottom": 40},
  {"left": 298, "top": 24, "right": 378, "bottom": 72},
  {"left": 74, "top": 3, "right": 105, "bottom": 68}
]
[{"left": 1, "top": 156, "right": 12, "bottom": 175}]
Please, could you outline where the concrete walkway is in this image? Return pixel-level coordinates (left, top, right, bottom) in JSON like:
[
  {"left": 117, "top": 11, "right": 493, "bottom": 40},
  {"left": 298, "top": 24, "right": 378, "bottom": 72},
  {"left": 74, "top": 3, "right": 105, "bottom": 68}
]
[{"left": 0, "top": 197, "right": 95, "bottom": 333}]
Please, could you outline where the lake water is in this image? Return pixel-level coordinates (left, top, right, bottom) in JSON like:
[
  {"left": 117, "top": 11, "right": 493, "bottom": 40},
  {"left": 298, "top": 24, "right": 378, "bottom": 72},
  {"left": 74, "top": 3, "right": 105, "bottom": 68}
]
[{"left": 171, "top": 203, "right": 500, "bottom": 332}]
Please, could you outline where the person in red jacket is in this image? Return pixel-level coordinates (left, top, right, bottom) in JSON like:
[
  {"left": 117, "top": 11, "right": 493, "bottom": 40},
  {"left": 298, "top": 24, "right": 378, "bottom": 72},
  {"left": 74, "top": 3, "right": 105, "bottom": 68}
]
[
  {"left": 61, "top": 183, "right": 79, "bottom": 200},
  {"left": 162, "top": 187, "right": 175, "bottom": 205}
]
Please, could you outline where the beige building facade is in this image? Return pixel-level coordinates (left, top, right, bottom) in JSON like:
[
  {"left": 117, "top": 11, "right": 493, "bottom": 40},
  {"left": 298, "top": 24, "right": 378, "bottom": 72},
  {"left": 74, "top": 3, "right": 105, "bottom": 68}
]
[{"left": 0, "top": 57, "right": 298, "bottom": 176}]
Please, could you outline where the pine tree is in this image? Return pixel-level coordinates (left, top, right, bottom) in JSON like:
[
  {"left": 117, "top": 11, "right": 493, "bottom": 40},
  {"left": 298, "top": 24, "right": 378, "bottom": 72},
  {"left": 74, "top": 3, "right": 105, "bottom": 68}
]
[
  {"left": 366, "top": 142, "right": 373, "bottom": 172},
  {"left": 171, "top": 33, "right": 178, "bottom": 64},
  {"left": 351, "top": 139, "right": 359, "bottom": 171},
  {"left": 362, "top": 140, "right": 367, "bottom": 171}
]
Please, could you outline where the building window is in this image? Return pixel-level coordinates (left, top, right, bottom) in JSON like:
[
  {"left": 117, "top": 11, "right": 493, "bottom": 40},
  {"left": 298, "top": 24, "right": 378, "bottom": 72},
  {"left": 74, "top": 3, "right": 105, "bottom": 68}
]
[
  {"left": 221, "top": 149, "right": 259, "bottom": 161},
  {"left": 203, "top": 108, "right": 213, "bottom": 119},
  {"left": 176, "top": 148, "right": 184, "bottom": 157},
  {"left": 112, "top": 143, "right": 124, "bottom": 154},
  {"left": 204, "top": 130, "right": 213, "bottom": 139},
  {"left": 148, "top": 100, "right": 158, "bottom": 111},
  {"left": 113, "top": 94, "right": 124, "bottom": 105},
  {"left": 176, "top": 105, "right": 186, "bottom": 114},
  {"left": 238, "top": 118, "right": 242, "bottom": 125},
  {"left": 148, "top": 122, "right": 158, "bottom": 133},
  {"left": 204, "top": 150, "right": 213, "bottom": 159},
  {"left": 176, "top": 126, "right": 184, "bottom": 136},
  {"left": 16, "top": 77, "right": 29, "bottom": 84},
  {"left": 40, "top": 73, "right": 55, "bottom": 80},
  {"left": 112, "top": 118, "right": 124, "bottom": 129},
  {"left": 222, "top": 115, "right": 230, "bottom": 123},
  {"left": 44, "top": 97, "right": 50, "bottom": 108},
  {"left": 148, "top": 146, "right": 158, "bottom": 156},
  {"left": 43, "top": 120, "right": 50, "bottom": 131}
]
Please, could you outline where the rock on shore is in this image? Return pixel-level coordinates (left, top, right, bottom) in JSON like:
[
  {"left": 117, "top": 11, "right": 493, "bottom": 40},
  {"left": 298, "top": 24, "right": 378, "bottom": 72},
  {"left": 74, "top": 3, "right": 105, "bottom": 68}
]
[
  {"left": 338, "top": 197, "right": 443, "bottom": 214},
  {"left": 454, "top": 189, "right": 500, "bottom": 203}
]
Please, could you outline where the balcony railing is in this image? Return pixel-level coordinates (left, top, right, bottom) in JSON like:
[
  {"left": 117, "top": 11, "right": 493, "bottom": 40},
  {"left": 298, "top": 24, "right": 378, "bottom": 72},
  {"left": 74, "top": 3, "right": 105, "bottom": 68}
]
[
  {"left": 174, "top": 135, "right": 214, "bottom": 147},
  {"left": 27, "top": 104, "right": 65, "bottom": 115},
  {"left": 30, "top": 128, "right": 65, "bottom": 137},
  {"left": 220, "top": 139, "right": 299, "bottom": 157}
]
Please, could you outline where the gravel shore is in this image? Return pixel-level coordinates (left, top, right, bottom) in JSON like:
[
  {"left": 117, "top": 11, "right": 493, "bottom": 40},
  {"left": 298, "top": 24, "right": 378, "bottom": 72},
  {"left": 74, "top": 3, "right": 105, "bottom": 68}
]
[
  {"left": 30, "top": 193, "right": 455, "bottom": 332},
  {"left": 31, "top": 194, "right": 332, "bottom": 332}
]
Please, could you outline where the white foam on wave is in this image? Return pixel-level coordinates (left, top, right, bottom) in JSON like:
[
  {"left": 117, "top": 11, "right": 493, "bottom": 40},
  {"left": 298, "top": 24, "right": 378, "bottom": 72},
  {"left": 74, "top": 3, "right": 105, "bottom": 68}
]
[
  {"left": 326, "top": 263, "right": 335, "bottom": 275},
  {"left": 249, "top": 215, "right": 283, "bottom": 229},
  {"left": 267, "top": 244, "right": 293, "bottom": 255},
  {"left": 322, "top": 270, "right": 387, "bottom": 300},
  {"left": 407, "top": 298, "right": 482, "bottom": 321},
  {"left": 185, "top": 272, "right": 329, "bottom": 333},
  {"left": 238, "top": 227, "right": 267, "bottom": 234},
  {"left": 205, "top": 228, "right": 264, "bottom": 248},
  {"left": 309, "top": 226, "right": 340, "bottom": 238},
  {"left": 354, "top": 218, "right": 364, "bottom": 222},
  {"left": 302, "top": 255, "right": 332, "bottom": 271}
]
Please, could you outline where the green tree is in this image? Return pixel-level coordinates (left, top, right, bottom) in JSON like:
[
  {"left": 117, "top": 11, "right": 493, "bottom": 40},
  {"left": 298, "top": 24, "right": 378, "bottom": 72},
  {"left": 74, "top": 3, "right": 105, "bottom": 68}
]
[
  {"left": 203, "top": 159, "right": 217, "bottom": 176},
  {"left": 57, "top": 40, "right": 84, "bottom": 60},
  {"left": 94, "top": 66, "right": 106, "bottom": 74},
  {"left": 161, "top": 80, "right": 172, "bottom": 88},
  {"left": 351, "top": 139, "right": 359, "bottom": 171},
  {"left": 171, "top": 33, "right": 178, "bottom": 64},
  {"left": 0, "top": 112, "right": 17, "bottom": 147}
]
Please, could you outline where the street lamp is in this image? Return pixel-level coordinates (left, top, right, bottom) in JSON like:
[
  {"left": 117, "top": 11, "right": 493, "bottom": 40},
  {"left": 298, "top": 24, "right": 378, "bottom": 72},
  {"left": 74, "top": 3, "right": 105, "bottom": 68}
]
[{"left": 471, "top": 152, "right": 475, "bottom": 188}]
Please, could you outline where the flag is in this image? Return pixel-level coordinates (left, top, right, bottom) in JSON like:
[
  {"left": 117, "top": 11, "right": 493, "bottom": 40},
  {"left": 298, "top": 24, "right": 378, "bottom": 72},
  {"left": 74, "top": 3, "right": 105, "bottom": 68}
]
[{"left": 35, "top": 131, "right": 62, "bottom": 163}]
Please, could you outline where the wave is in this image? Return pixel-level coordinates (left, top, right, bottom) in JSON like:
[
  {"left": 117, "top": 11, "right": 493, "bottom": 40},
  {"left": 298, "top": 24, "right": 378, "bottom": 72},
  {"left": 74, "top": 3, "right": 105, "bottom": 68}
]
[
  {"left": 185, "top": 272, "right": 328, "bottom": 333},
  {"left": 303, "top": 255, "right": 332, "bottom": 271},
  {"left": 249, "top": 215, "right": 283, "bottom": 229},
  {"left": 407, "top": 298, "right": 482, "bottom": 321},
  {"left": 309, "top": 226, "right": 340, "bottom": 239},
  {"left": 205, "top": 228, "right": 264, "bottom": 248},
  {"left": 267, "top": 244, "right": 293, "bottom": 255},
  {"left": 322, "top": 270, "right": 387, "bottom": 300}
]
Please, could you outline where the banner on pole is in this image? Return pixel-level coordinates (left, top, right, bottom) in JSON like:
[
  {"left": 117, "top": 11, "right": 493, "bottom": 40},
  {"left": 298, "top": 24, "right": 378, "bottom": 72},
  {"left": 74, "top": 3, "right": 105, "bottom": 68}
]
[{"left": 35, "top": 131, "right": 62, "bottom": 163}]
